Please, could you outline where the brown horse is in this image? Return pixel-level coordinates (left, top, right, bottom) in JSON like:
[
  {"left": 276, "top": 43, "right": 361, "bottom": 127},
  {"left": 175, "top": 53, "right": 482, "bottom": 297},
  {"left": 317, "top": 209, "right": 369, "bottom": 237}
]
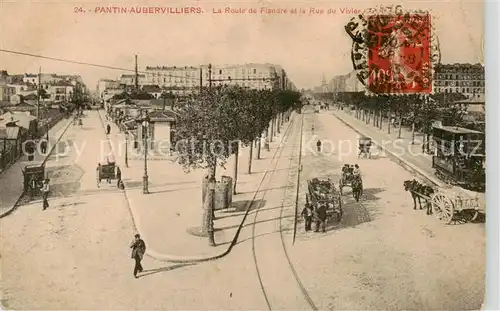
[{"left": 403, "top": 179, "right": 435, "bottom": 215}]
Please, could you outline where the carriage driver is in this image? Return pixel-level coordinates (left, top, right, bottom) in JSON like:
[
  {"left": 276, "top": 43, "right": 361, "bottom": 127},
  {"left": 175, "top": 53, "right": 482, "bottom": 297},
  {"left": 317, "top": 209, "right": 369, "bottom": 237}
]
[{"left": 353, "top": 164, "right": 361, "bottom": 176}]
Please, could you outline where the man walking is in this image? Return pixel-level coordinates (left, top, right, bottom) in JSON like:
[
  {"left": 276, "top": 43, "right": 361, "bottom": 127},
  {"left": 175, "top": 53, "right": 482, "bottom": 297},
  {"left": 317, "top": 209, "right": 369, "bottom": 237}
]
[
  {"left": 316, "top": 139, "right": 322, "bottom": 152},
  {"left": 106, "top": 124, "right": 111, "bottom": 135},
  {"left": 41, "top": 179, "right": 50, "bottom": 210},
  {"left": 130, "top": 234, "right": 146, "bottom": 278}
]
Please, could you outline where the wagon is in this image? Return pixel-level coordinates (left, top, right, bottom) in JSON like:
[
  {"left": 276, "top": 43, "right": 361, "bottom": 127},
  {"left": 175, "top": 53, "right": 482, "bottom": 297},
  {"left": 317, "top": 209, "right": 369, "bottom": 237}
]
[
  {"left": 358, "top": 136, "right": 372, "bottom": 159},
  {"left": 22, "top": 162, "right": 45, "bottom": 194},
  {"left": 430, "top": 187, "right": 485, "bottom": 224},
  {"left": 96, "top": 156, "right": 122, "bottom": 188},
  {"left": 306, "top": 177, "right": 343, "bottom": 222},
  {"left": 339, "top": 166, "right": 363, "bottom": 201}
]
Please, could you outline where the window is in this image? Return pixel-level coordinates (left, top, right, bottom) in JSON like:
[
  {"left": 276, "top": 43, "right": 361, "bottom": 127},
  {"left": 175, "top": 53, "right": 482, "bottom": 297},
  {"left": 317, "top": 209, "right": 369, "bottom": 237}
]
[
  {"left": 219, "top": 70, "right": 222, "bottom": 74},
  {"left": 253, "top": 69, "right": 257, "bottom": 74},
  {"left": 455, "top": 81, "right": 459, "bottom": 87}
]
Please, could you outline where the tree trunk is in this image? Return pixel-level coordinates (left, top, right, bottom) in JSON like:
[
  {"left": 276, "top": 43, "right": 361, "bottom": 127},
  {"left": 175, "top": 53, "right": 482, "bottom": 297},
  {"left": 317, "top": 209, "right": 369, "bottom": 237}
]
[
  {"left": 397, "top": 113, "right": 403, "bottom": 138},
  {"left": 201, "top": 164, "right": 216, "bottom": 246},
  {"left": 256, "top": 135, "right": 261, "bottom": 159},
  {"left": 373, "top": 111, "right": 376, "bottom": 126},
  {"left": 387, "top": 114, "right": 391, "bottom": 134},
  {"left": 248, "top": 141, "right": 253, "bottom": 174},
  {"left": 411, "top": 122, "right": 415, "bottom": 144},
  {"left": 269, "top": 120, "right": 274, "bottom": 142},
  {"left": 232, "top": 143, "right": 239, "bottom": 195},
  {"left": 277, "top": 115, "right": 281, "bottom": 134}
]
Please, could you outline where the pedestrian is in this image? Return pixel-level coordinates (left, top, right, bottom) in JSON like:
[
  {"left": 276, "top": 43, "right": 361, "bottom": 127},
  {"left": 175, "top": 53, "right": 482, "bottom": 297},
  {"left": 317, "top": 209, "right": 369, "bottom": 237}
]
[
  {"left": 316, "top": 139, "right": 322, "bottom": 152},
  {"left": 314, "top": 204, "right": 327, "bottom": 233},
  {"left": 353, "top": 164, "right": 361, "bottom": 176},
  {"left": 106, "top": 124, "right": 111, "bottom": 135},
  {"left": 130, "top": 234, "right": 146, "bottom": 278},
  {"left": 301, "top": 204, "right": 313, "bottom": 231},
  {"left": 41, "top": 179, "right": 50, "bottom": 210},
  {"left": 40, "top": 139, "right": 48, "bottom": 154}
]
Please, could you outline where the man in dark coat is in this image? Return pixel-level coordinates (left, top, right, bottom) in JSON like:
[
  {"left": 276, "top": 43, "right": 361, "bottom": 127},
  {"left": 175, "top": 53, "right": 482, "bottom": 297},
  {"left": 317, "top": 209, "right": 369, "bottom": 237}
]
[
  {"left": 106, "top": 124, "right": 111, "bottom": 135},
  {"left": 314, "top": 204, "right": 327, "bottom": 233},
  {"left": 130, "top": 234, "right": 146, "bottom": 278},
  {"left": 301, "top": 204, "right": 313, "bottom": 231}
]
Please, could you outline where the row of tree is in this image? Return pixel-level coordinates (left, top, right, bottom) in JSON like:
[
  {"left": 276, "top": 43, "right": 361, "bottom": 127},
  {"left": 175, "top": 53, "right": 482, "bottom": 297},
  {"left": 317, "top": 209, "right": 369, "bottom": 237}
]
[
  {"left": 171, "top": 85, "right": 302, "bottom": 243},
  {"left": 316, "top": 91, "right": 478, "bottom": 151}
]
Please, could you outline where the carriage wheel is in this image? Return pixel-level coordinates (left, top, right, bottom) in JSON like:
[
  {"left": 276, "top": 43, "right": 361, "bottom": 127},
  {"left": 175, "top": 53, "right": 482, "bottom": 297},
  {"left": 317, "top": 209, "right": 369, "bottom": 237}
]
[{"left": 431, "top": 193, "right": 455, "bottom": 224}]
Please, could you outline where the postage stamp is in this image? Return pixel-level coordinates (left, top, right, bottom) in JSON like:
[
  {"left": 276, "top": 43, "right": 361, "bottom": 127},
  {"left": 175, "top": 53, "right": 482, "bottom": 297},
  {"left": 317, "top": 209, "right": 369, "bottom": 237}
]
[
  {"left": 345, "top": 5, "right": 440, "bottom": 95},
  {"left": 366, "top": 13, "right": 432, "bottom": 94}
]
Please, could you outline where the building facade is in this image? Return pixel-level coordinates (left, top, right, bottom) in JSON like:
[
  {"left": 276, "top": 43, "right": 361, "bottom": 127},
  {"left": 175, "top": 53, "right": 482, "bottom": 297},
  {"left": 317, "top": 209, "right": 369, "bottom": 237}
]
[
  {"left": 97, "top": 79, "right": 121, "bottom": 98},
  {"left": 433, "top": 63, "right": 485, "bottom": 99},
  {"left": 143, "top": 63, "right": 295, "bottom": 94},
  {"left": 328, "top": 70, "right": 365, "bottom": 93},
  {"left": 119, "top": 74, "right": 146, "bottom": 87}
]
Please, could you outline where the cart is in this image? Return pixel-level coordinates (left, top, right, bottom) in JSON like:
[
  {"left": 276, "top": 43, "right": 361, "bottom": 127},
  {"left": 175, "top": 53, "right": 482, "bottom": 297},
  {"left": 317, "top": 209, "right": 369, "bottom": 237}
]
[
  {"left": 306, "top": 178, "right": 343, "bottom": 222},
  {"left": 358, "top": 136, "right": 372, "bottom": 159},
  {"left": 339, "top": 166, "right": 363, "bottom": 200},
  {"left": 22, "top": 162, "right": 45, "bottom": 196},
  {"left": 96, "top": 156, "right": 122, "bottom": 188},
  {"left": 430, "top": 187, "right": 485, "bottom": 224}
]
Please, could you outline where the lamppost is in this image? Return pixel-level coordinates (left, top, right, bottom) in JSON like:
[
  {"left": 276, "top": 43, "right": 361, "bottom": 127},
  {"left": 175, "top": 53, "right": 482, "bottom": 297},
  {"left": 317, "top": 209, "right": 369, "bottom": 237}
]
[
  {"left": 136, "top": 113, "right": 151, "bottom": 194},
  {"left": 125, "top": 131, "right": 129, "bottom": 168}
]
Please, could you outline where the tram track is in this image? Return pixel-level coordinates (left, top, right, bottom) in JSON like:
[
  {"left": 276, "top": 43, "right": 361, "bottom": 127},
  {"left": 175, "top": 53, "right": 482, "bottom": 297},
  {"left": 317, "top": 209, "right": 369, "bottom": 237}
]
[{"left": 250, "top": 112, "right": 317, "bottom": 311}]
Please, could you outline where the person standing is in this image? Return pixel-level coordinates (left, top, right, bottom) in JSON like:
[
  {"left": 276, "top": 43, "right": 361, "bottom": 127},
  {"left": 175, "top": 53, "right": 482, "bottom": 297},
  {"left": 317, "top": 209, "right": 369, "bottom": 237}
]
[
  {"left": 314, "top": 204, "right": 327, "bottom": 233},
  {"left": 41, "top": 179, "right": 50, "bottom": 210},
  {"left": 316, "top": 139, "right": 322, "bottom": 152},
  {"left": 130, "top": 234, "right": 146, "bottom": 278},
  {"left": 301, "top": 204, "right": 313, "bottom": 231},
  {"left": 106, "top": 124, "right": 111, "bottom": 135},
  {"left": 40, "top": 139, "right": 48, "bottom": 154}
]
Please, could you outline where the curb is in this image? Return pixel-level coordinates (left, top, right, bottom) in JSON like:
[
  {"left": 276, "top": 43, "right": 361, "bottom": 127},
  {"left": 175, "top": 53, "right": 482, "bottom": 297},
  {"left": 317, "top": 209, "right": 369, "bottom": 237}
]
[
  {"left": 0, "top": 118, "right": 74, "bottom": 218},
  {"left": 99, "top": 108, "right": 297, "bottom": 263},
  {"left": 331, "top": 111, "right": 444, "bottom": 188}
]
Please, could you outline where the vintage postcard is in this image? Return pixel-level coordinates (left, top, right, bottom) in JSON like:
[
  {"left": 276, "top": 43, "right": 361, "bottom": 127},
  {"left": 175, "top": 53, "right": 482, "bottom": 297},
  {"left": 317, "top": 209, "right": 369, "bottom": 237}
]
[{"left": 0, "top": 0, "right": 486, "bottom": 310}]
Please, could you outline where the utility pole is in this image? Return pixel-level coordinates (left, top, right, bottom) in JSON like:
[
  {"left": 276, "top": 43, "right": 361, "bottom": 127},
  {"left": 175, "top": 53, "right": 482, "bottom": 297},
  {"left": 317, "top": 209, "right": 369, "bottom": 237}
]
[
  {"left": 37, "top": 66, "right": 41, "bottom": 119},
  {"left": 199, "top": 66, "right": 203, "bottom": 92},
  {"left": 135, "top": 54, "right": 139, "bottom": 91},
  {"left": 208, "top": 63, "right": 212, "bottom": 89}
]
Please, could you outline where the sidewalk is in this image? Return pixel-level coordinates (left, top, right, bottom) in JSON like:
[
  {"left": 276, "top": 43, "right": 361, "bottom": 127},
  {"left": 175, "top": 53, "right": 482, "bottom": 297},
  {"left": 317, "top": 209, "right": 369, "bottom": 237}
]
[
  {"left": 330, "top": 108, "right": 445, "bottom": 187},
  {"left": 0, "top": 118, "right": 72, "bottom": 217},
  {"left": 101, "top": 111, "right": 296, "bottom": 262}
]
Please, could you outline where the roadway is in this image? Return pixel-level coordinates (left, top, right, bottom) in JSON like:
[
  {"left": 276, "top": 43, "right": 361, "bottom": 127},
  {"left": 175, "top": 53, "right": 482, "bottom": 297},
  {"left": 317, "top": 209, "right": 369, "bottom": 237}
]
[{"left": 0, "top": 108, "right": 485, "bottom": 310}]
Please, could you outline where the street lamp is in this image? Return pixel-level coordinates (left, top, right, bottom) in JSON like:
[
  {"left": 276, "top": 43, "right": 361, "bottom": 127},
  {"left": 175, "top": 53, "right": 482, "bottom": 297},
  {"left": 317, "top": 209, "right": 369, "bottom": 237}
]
[
  {"left": 125, "top": 131, "right": 129, "bottom": 168},
  {"left": 136, "top": 113, "right": 151, "bottom": 194}
]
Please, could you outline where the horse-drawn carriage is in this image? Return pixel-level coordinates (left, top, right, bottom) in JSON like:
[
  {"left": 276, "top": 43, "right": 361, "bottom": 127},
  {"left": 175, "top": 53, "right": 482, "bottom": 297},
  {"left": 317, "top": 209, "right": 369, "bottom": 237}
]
[
  {"left": 96, "top": 156, "right": 123, "bottom": 189},
  {"left": 339, "top": 165, "right": 363, "bottom": 201},
  {"left": 404, "top": 179, "right": 485, "bottom": 224},
  {"left": 306, "top": 178, "right": 343, "bottom": 222},
  {"left": 358, "top": 136, "right": 372, "bottom": 159}
]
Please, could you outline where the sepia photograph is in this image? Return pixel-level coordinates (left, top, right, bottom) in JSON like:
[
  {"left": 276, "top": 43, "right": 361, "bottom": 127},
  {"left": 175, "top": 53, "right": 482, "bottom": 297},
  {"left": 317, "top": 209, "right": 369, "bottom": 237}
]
[{"left": 0, "top": 0, "right": 488, "bottom": 310}]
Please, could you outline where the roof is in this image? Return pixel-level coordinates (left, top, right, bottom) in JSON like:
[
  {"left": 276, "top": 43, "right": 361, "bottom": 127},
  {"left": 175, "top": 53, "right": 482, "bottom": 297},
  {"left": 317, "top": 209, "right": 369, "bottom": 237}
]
[
  {"left": 0, "top": 112, "right": 36, "bottom": 129},
  {"left": 454, "top": 98, "right": 485, "bottom": 105},
  {"left": 121, "top": 74, "right": 145, "bottom": 78},
  {"left": 142, "top": 85, "right": 162, "bottom": 92},
  {"left": 147, "top": 109, "right": 176, "bottom": 121},
  {"left": 0, "top": 126, "right": 20, "bottom": 139},
  {"left": 435, "top": 125, "right": 483, "bottom": 134}
]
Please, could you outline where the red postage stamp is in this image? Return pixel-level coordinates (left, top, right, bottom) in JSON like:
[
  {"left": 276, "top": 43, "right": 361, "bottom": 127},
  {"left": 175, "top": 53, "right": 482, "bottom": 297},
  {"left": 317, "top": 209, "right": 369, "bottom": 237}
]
[{"left": 366, "top": 13, "right": 432, "bottom": 94}]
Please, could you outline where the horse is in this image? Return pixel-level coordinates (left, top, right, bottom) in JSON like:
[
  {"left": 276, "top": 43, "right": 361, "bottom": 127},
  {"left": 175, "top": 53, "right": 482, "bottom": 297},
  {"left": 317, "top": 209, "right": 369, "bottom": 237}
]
[
  {"left": 352, "top": 175, "right": 363, "bottom": 202},
  {"left": 403, "top": 179, "right": 435, "bottom": 215}
]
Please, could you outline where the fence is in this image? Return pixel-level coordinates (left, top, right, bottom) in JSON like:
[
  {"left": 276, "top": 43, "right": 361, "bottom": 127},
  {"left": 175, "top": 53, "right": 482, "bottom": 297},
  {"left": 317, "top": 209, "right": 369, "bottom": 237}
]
[{"left": 0, "top": 111, "right": 66, "bottom": 173}]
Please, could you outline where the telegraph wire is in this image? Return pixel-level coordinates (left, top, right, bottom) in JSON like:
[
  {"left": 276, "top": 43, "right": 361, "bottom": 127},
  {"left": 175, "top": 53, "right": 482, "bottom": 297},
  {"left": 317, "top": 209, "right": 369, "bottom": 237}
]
[{"left": 0, "top": 48, "right": 281, "bottom": 83}]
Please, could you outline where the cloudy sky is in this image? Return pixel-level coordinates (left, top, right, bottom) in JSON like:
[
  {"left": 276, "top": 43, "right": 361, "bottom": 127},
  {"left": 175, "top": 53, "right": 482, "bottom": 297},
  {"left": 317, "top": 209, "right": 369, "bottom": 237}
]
[{"left": 0, "top": 0, "right": 483, "bottom": 90}]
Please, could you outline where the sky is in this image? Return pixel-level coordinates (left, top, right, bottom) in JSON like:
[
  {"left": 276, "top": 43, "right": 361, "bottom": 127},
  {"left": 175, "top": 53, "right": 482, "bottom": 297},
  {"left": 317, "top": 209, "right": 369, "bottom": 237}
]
[{"left": 0, "top": 0, "right": 483, "bottom": 90}]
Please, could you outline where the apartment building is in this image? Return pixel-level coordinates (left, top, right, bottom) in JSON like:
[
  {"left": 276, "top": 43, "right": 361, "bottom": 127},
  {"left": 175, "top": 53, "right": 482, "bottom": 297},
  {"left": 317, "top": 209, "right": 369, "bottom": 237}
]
[{"left": 433, "top": 63, "right": 485, "bottom": 99}]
